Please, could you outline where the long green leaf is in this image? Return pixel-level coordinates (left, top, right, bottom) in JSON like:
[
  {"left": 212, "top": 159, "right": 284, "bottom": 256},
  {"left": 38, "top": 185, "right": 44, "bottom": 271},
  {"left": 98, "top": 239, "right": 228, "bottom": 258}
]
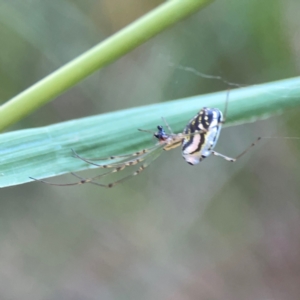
[{"left": 1, "top": 76, "right": 300, "bottom": 188}]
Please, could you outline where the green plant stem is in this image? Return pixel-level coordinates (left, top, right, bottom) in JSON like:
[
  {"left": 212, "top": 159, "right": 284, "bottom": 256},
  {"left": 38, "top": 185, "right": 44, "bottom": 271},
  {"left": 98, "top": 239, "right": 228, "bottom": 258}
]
[{"left": 0, "top": 0, "right": 212, "bottom": 131}]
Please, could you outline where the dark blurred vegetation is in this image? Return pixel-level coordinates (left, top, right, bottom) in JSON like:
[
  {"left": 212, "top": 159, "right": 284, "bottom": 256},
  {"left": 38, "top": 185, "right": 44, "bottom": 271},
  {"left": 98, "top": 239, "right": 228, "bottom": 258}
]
[{"left": 1, "top": 0, "right": 300, "bottom": 299}]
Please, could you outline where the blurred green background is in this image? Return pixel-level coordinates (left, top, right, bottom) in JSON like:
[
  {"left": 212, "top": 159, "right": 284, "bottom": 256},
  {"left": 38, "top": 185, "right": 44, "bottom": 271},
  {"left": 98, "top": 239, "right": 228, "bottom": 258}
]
[{"left": 1, "top": 0, "right": 300, "bottom": 299}]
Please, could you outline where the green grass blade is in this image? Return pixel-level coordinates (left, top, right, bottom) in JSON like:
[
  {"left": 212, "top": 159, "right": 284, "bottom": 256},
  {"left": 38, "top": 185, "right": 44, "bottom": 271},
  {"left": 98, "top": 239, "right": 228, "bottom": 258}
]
[
  {"left": 1, "top": 76, "right": 300, "bottom": 188},
  {"left": 0, "top": 0, "right": 212, "bottom": 130}
]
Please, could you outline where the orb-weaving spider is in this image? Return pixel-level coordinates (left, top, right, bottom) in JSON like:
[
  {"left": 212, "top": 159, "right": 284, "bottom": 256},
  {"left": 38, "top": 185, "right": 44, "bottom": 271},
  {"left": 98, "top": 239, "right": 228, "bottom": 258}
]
[{"left": 30, "top": 93, "right": 264, "bottom": 187}]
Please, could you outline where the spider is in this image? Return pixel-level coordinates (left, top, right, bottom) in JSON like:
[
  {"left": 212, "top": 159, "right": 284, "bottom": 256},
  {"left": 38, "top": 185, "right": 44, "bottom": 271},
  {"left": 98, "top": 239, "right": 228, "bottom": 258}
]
[{"left": 30, "top": 93, "right": 263, "bottom": 188}]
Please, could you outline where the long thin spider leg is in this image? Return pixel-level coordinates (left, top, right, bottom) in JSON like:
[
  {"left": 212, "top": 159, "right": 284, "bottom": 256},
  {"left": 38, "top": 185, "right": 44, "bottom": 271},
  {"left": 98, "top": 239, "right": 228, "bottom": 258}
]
[
  {"left": 212, "top": 136, "right": 300, "bottom": 163},
  {"left": 77, "top": 155, "right": 143, "bottom": 169},
  {"left": 212, "top": 137, "right": 262, "bottom": 162},
  {"left": 29, "top": 163, "right": 128, "bottom": 187},
  {"left": 69, "top": 172, "right": 108, "bottom": 187},
  {"left": 72, "top": 151, "right": 139, "bottom": 168},
  {"left": 104, "top": 162, "right": 151, "bottom": 188},
  {"left": 71, "top": 148, "right": 164, "bottom": 188},
  {"left": 29, "top": 176, "right": 86, "bottom": 186},
  {"left": 70, "top": 163, "right": 148, "bottom": 188},
  {"left": 161, "top": 117, "right": 174, "bottom": 134},
  {"left": 29, "top": 146, "right": 164, "bottom": 187},
  {"left": 72, "top": 144, "right": 159, "bottom": 162},
  {"left": 30, "top": 150, "right": 150, "bottom": 185},
  {"left": 70, "top": 145, "right": 164, "bottom": 183},
  {"left": 72, "top": 144, "right": 161, "bottom": 168},
  {"left": 137, "top": 129, "right": 154, "bottom": 134}
]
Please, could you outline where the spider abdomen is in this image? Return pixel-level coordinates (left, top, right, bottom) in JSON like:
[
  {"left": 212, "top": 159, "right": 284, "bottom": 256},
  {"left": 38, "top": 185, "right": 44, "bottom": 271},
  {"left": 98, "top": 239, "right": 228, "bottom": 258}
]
[{"left": 181, "top": 107, "right": 223, "bottom": 165}]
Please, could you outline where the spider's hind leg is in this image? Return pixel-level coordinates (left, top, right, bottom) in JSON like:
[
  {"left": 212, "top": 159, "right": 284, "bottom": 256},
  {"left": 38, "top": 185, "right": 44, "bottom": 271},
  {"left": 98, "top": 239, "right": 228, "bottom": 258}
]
[{"left": 212, "top": 137, "right": 262, "bottom": 162}]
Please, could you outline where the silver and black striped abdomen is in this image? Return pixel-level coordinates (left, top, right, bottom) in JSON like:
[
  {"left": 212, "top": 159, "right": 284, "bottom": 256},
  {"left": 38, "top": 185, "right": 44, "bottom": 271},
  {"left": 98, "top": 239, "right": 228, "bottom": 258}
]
[{"left": 181, "top": 107, "right": 223, "bottom": 165}]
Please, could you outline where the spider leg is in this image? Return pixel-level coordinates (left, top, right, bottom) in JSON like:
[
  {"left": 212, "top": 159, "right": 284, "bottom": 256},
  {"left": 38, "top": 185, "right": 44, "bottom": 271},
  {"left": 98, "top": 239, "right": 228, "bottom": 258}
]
[
  {"left": 72, "top": 144, "right": 161, "bottom": 168},
  {"left": 212, "top": 137, "right": 262, "bottom": 162},
  {"left": 29, "top": 160, "right": 133, "bottom": 187},
  {"left": 29, "top": 163, "right": 128, "bottom": 187},
  {"left": 212, "top": 136, "right": 300, "bottom": 162},
  {"left": 71, "top": 144, "right": 159, "bottom": 164},
  {"left": 69, "top": 172, "right": 109, "bottom": 187},
  {"left": 30, "top": 145, "right": 164, "bottom": 187},
  {"left": 70, "top": 147, "right": 164, "bottom": 188},
  {"left": 69, "top": 163, "right": 148, "bottom": 188},
  {"left": 137, "top": 129, "right": 154, "bottom": 134},
  {"left": 161, "top": 117, "right": 174, "bottom": 134},
  {"left": 29, "top": 176, "right": 85, "bottom": 186}
]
